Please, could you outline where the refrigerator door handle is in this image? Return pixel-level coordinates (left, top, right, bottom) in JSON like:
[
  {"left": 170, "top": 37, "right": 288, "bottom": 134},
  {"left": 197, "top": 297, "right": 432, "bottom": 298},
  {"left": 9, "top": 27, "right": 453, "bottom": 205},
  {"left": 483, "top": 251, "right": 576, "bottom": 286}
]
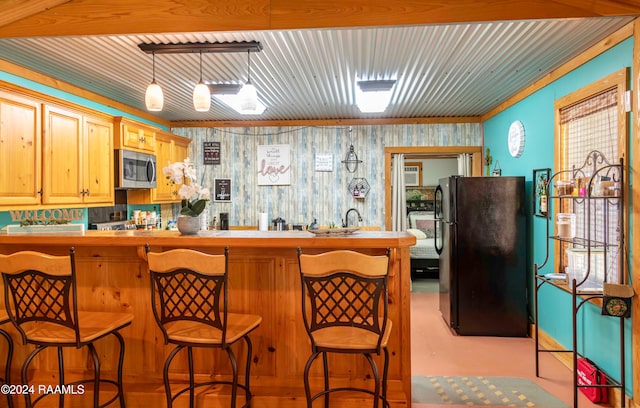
[
  {"left": 433, "top": 184, "right": 443, "bottom": 220},
  {"left": 434, "top": 184, "right": 444, "bottom": 254},
  {"left": 434, "top": 219, "right": 443, "bottom": 255}
]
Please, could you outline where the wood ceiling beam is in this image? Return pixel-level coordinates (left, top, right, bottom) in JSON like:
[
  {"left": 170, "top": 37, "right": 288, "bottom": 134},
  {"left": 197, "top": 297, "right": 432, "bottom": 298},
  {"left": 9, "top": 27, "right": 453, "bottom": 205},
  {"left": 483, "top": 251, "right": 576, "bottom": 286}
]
[
  {"left": 0, "top": 0, "right": 638, "bottom": 38},
  {"left": 0, "top": 0, "right": 70, "bottom": 29},
  {"left": 169, "top": 116, "right": 482, "bottom": 129}
]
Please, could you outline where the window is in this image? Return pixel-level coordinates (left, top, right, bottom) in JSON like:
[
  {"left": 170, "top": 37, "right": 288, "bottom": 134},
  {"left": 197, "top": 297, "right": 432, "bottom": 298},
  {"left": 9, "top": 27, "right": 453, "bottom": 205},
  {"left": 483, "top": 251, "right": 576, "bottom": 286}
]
[
  {"left": 404, "top": 162, "right": 422, "bottom": 186},
  {"left": 554, "top": 68, "right": 628, "bottom": 286}
]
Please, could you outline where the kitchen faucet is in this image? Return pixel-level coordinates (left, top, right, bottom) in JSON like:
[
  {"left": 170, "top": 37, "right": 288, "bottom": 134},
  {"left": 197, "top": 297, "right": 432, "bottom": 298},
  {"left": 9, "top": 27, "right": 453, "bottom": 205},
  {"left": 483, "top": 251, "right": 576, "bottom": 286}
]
[{"left": 342, "top": 208, "right": 363, "bottom": 227}]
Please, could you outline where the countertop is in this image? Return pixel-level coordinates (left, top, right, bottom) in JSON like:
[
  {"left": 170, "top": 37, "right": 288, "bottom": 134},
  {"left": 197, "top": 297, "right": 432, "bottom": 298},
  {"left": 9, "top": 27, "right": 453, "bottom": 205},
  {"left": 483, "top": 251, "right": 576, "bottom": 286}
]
[{"left": 0, "top": 229, "right": 416, "bottom": 249}]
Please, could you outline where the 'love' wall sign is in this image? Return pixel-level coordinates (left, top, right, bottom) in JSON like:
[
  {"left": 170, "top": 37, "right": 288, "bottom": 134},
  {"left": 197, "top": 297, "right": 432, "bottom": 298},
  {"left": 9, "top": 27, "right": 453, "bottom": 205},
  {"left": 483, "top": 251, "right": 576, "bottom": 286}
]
[{"left": 257, "top": 144, "right": 291, "bottom": 185}]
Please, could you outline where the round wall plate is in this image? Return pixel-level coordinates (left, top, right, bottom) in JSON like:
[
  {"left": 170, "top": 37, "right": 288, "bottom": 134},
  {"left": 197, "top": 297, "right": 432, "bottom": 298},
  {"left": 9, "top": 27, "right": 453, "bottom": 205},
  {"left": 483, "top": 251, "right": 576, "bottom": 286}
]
[{"left": 508, "top": 120, "right": 525, "bottom": 158}]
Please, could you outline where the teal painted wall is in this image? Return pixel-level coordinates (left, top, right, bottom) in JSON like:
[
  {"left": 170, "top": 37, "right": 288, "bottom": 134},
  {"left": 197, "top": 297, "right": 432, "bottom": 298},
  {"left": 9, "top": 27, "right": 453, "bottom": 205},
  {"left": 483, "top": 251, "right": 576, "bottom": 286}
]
[
  {"left": 483, "top": 38, "right": 634, "bottom": 395},
  {"left": 0, "top": 71, "right": 168, "bottom": 130}
]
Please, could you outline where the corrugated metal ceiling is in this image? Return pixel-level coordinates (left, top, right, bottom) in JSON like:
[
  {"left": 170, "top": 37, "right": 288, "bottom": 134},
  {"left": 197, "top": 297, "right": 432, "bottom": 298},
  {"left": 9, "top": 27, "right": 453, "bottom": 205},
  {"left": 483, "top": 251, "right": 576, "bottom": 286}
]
[{"left": 0, "top": 16, "right": 633, "bottom": 122}]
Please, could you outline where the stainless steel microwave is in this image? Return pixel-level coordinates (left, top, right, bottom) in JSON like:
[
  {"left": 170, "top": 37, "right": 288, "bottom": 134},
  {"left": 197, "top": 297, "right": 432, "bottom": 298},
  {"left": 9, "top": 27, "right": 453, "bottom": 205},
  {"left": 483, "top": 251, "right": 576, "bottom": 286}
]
[{"left": 115, "top": 149, "right": 157, "bottom": 189}]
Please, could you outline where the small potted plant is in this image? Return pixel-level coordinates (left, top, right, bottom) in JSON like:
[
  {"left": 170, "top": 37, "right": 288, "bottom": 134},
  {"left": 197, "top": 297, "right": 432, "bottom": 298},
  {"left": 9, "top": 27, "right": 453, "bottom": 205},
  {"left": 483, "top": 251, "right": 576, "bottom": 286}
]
[{"left": 163, "top": 157, "right": 210, "bottom": 234}]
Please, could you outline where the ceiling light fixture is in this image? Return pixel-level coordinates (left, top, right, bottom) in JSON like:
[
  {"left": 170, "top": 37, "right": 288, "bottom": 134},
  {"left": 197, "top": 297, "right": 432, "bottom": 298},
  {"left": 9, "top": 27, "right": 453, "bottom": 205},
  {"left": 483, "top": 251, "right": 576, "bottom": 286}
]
[
  {"left": 145, "top": 51, "right": 163, "bottom": 111},
  {"left": 211, "top": 83, "right": 267, "bottom": 115},
  {"left": 355, "top": 79, "right": 396, "bottom": 113},
  {"left": 193, "top": 51, "right": 211, "bottom": 112},
  {"left": 138, "top": 41, "right": 263, "bottom": 112},
  {"left": 138, "top": 41, "right": 263, "bottom": 55},
  {"left": 237, "top": 50, "right": 258, "bottom": 112}
]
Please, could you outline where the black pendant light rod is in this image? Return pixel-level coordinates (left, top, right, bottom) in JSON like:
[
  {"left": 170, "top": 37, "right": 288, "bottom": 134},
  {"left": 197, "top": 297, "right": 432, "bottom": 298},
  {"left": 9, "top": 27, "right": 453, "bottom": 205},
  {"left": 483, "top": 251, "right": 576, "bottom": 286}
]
[
  {"left": 246, "top": 50, "right": 252, "bottom": 84},
  {"left": 138, "top": 41, "right": 263, "bottom": 54},
  {"left": 151, "top": 51, "right": 157, "bottom": 82}
]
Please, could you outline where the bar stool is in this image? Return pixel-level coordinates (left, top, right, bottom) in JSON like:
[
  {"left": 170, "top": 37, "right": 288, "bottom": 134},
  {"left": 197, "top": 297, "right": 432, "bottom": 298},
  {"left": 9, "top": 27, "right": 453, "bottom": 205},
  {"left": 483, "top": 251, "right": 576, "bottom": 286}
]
[
  {"left": 0, "top": 248, "right": 134, "bottom": 407},
  {"left": 297, "top": 248, "right": 392, "bottom": 408},
  {"left": 145, "top": 246, "right": 262, "bottom": 408},
  {"left": 0, "top": 310, "right": 13, "bottom": 408}
]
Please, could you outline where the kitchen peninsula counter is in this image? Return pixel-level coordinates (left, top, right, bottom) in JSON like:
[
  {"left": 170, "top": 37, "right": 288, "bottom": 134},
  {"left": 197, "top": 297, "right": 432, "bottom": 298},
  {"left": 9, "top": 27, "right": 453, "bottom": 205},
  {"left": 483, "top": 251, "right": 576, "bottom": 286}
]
[
  {"left": 0, "top": 230, "right": 415, "bottom": 407},
  {"left": 0, "top": 228, "right": 415, "bottom": 248}
]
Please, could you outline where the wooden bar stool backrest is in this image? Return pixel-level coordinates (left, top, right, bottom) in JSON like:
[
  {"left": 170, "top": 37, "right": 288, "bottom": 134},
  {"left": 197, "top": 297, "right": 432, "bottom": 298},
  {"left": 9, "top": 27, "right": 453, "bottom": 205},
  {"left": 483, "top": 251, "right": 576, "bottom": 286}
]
[
  {"left": 146, "top": 246, "right": 230, "bottom": 345},
  {"left": 0, "top": 249, "right": 80, "bottom": 346},
  {"left": 297, "top": 249, "right": 391, "bottom": 353}
]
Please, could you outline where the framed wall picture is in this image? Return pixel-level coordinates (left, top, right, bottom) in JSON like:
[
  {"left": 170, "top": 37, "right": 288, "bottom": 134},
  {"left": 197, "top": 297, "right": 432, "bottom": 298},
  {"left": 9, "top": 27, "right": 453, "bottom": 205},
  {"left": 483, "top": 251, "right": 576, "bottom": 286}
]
[
  {"left": 203, "top": 141, "right": 221, "bottom": 165},
  {"left": 533, "top": 168, "right": 550, "bottom": 218},
  {"left": 257, "top": 144, "right": 291, "bottom": 185},
  {"left": 214, "top": 178, "right": 232, "bottom": 202},
  {"left": 315, "top": 153, "right": 333, "bottom": 172}
]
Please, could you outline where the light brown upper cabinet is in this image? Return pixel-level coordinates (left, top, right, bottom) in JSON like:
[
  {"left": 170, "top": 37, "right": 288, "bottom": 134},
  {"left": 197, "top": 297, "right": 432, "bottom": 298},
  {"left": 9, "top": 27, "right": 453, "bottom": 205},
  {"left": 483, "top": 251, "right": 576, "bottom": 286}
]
[
  {"left": 0, "top": 90, "right": 42, "bottom": 206},
  {"left": 42, "top": 104, "right": 113, "bottom": 205},
  {"left": 83, "top": 115, "right": 114, "bottom": 204},
  {"left": 127, "top": 131, "right": 191, "bottom": 204},
  {"left": 154, "top": 132, "right": 190, "bottom": 202},
  {"left": 114, "top": 116, "right": 156, "bottom": 153}
]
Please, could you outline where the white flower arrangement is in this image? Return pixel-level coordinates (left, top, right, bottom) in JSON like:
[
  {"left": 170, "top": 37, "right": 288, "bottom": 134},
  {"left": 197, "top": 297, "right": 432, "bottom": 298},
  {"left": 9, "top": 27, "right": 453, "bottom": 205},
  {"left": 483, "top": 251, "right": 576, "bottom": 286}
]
[{"left": 162, "top": 157, "right": 210, "bottom": 217}]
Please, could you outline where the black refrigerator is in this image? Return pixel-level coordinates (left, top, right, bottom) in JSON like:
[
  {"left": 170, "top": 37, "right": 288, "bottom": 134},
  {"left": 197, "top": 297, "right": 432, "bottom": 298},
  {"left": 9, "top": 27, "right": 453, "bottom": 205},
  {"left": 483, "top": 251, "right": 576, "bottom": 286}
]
[{"left": 434, "top": 176, "right": 527, "bottom": 336}]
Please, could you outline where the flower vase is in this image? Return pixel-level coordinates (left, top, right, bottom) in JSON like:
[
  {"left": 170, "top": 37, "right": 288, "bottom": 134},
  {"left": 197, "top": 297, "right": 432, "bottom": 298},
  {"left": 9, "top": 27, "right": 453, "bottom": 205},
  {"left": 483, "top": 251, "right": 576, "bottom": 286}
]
[{"left": 177, "top": 215, "right": 200, "bottom": 235}]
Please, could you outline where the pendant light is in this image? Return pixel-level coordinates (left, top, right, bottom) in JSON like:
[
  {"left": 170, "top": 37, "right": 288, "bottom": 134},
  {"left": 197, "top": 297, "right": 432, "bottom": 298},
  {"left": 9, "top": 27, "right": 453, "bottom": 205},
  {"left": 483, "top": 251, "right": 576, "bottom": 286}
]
[
  {"left": 145, "top": 51, "right": 164, "bottom": 111},
  {"left": 193, "top": 51, "right": 211, "bottom": 112},
  {"left": 237, "top": 50, "right": 258, "bottom": 112}
]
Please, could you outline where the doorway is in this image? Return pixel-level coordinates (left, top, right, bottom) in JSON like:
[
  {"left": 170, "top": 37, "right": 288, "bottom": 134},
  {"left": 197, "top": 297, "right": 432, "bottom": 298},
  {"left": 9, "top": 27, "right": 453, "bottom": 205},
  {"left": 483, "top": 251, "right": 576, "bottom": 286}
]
[{"left": 383, "top": 146, "right": 483, "bottom": 230}]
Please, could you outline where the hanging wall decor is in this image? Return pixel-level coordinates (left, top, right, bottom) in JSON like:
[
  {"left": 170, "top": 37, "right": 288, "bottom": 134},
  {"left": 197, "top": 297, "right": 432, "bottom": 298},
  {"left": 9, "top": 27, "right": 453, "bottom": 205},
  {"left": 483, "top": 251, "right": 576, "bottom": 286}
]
[
  {"left": 315, "top": 153, "right": 334, "bottom": 172},
  {"left": 533, "top": 168, "right": 550, "bottom": 217},
  {"left": 491, "top": 160, "right": 502, "bottom": 176},
  {"left": 341, "top": 144, "right": 362, "bottom": 173},
  {"left": 348, "top": 178, "right": 370, "bottom": 199},
  {"left": 214, "top": 178, "right": 232, "bottom": 202},
  {"left": 257, "top": 144, "right": 291, "bottom": 185},
  {"left": 203, "top": 141, "right": 221, "bottom": 165}
]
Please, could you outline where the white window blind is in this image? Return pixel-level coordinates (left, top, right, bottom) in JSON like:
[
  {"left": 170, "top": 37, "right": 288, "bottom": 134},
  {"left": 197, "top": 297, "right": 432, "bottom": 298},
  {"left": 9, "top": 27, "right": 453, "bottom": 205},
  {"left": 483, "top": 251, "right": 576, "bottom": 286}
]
[{"left": 558, "top": 87, "right": 620, "bottom": 284}]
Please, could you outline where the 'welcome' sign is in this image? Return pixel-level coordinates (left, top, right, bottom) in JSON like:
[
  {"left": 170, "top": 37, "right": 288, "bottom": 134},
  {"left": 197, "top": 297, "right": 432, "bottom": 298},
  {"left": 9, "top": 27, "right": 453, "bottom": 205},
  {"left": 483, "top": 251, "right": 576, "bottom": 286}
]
[{"left": 10, "top": 208, "right": 84, "bottom": 223}]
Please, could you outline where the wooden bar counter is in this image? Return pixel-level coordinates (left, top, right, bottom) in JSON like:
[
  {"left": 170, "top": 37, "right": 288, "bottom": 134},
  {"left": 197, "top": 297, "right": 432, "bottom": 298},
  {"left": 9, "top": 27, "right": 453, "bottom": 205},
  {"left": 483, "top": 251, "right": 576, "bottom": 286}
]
[{"left": 0, "top": 229, "right": 415, "bottom": 408}]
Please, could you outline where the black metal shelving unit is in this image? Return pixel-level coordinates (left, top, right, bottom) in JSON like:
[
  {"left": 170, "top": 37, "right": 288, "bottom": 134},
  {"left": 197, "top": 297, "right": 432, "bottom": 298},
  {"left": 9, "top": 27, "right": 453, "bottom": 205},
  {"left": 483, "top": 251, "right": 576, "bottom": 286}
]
[{"left": 533, "top": 150, "right": 627, "bottom": 408}]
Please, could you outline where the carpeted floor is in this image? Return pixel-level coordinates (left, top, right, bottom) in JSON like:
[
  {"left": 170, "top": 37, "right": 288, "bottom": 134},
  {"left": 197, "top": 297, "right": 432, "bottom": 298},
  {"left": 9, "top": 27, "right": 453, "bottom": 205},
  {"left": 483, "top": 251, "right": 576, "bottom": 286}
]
[
  {"left": 410, "top": 279, "right": 602, "bottom": 408},
  {"left": 412, "top": 375, "right": 570, "bottom": 407}
]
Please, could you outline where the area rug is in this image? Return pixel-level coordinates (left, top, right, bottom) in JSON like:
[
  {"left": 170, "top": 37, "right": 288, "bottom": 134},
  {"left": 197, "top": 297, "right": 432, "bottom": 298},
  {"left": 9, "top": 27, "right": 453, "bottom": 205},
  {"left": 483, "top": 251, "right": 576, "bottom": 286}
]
[
  {"left": 411, "top": 278, "right": 439, "bottom": 294},
  {"left": 412, "top": 376, "right": 570, "bottom": 407}
]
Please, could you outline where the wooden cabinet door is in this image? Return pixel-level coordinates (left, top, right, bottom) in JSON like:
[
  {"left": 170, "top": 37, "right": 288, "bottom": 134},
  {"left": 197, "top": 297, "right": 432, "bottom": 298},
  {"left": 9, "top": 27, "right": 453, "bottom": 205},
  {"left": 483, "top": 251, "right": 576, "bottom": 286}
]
[
  {"left": 118, "top": 118, "right": 156, "bottom": 153},
  {"left": 0, "top": 91, "right": 42, "bottom": 206},
  {"left": 152, "top": 133, "right": 175, "bottom": 202},
  {"left": 173, "top": 137, "right": 190, "bottom": 164},
  {"left": 121, "top": 122, "right": 142, "bottom": 149},
  {"left": 83, "top": 115, "right": 113, "bottom": 204},
  {"left": 139, "top": 126, "right": 156, "bottom": 152},
  {"left": 42, "top": 105, "right": 83, "bottom": 205}
]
